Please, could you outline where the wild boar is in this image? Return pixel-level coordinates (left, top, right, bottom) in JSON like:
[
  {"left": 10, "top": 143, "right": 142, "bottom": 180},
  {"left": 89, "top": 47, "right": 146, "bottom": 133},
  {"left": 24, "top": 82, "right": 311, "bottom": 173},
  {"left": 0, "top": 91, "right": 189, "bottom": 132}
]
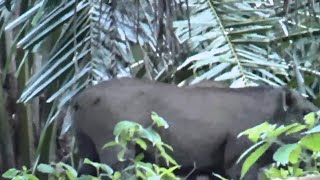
[{"left": 71, "top": 78, "right": 318, "bottom": 179}]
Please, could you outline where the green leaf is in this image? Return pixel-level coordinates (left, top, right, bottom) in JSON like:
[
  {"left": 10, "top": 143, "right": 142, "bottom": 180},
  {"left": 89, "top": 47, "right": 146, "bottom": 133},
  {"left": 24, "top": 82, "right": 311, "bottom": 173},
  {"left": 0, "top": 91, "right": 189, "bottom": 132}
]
[
  {"left": 113, "top": 121, "right": 141, "bottom": 137},
  {"left": 156, "top": 144, "right": 178, "bottom": 166},
  {"left": 240, "top": 143, "right": 271, "bottom": 179},
  {"left": 299, "top": 133, "right": 320, "bottom": 151},
  {"left": 117, "top": 147, "right": 127, "bottom": 161},
  {"left": 162, "top": 143, "right": 174, "bottom": 152},
  {"left": 60, "top": 162, "right": 78, "bottom": 179},
  {"left": 237, "top": 141, "right": 266, "bottom": 164},
  {"left": 84, "top": 158, "right": 95, "bottom": 166},
  {"left": 238, "top": 122, "right": 275, "bottom": 143},
  {"left": 36, "top": 164, "right": 55, "bottom": 174},
  {"left": 279, "top": 168, "right": 289, "bottom": 178},
  {"left": 273, "top": 124, "right": 301, "bottom": 137},
  {"left": 151, "top": 112, "right": 169, "bottom": 129},
  {"left": 136, "top": 138, "right": 147, "bottom": 150},
  {"left": 288, "top": 145, "right": 302, "bottom": 164},
  {"left": 136, "top": 163, "right": 157, "bottom": 176},
  {"left": 100, "top": 164, "right": 114, "bottom": 175},
  {"left": 22, "top": 166, "right": 27, "bottom": 171},
  {"left": 136, "top": 170, "right": 147, "bottom": 179},
  {"left": 84, "top": 158, "right": 102, "bottom": 170},
  {"left": 304, "top": 112, "right": 317, "bottom": 127},
  {"left": 141, "top": 128, "right": 162, "bottom": 145},
  {"left": 265, "top": 167, "right": 282, "bottom": 179},
  {"left": 2, "top": 168, "right": 19, "bottom": 178},
  {"left": 113, "top": 171, "right": 121, "bottom": 180},
  {"left": 159, "top": 165, "right": 180, "bottom": 177},
  {"left": 273, "top": 144, "right": 298, "bottom": 166},
  {"left": 134, "top": 153, "right": 145, "bottom": 162},
  {"left": 288, "top": 166, "right": 304, "bottom": 177},
  {"left": 103, "top": 141, "right": 118, "bottom": 149},
  {"left": 24, "top": 174, "right": 39, "bottom": 180},
  {"left": 285, "top": 124, "right": 306, "bottom": 135},
  {"left": 152, "top": 164, "right": 161, "bottom": 174},
  {"left": 128, "top": 124, "right": 138, "bottom": 139},
  {"left": 303, "top": 125, "right": 320, "bottom": 134}
]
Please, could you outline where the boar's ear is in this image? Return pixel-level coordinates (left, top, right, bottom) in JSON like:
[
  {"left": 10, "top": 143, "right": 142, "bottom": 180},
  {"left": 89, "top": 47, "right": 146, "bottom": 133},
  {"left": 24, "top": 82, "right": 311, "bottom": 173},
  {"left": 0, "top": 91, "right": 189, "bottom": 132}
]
[{"left": 282, "top": 86, "right": 295, "bottom": 111}]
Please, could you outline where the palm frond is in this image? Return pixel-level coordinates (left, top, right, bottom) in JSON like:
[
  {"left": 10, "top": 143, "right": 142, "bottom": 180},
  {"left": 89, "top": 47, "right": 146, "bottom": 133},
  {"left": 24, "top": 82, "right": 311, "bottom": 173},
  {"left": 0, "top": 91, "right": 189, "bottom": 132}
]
[
  {"left": 174, "top": 0, "right": 320, "bottom": 89},
  {"left": 8, "top": 0, "right": 184, "bottom": 107}
]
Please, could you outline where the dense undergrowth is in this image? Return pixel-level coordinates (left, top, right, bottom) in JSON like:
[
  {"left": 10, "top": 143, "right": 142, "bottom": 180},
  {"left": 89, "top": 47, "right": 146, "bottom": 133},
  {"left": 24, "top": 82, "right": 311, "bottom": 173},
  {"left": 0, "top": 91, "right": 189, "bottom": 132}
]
[{"left": 3, "top": 111, "right": 320, "bottom": 180}]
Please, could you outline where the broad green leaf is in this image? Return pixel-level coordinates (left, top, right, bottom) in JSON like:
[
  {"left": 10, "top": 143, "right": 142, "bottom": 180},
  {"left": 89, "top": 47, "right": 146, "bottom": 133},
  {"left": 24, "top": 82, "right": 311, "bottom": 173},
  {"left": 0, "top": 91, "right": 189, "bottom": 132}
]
[
  {"left": 24, "top": 174, "right": 39, "bottom": 180},
  {"left": 280, "top": 168, "right": 289, "bottom": 178},
  {"left": 304, "top": 112, "right": 317, "bottom": 127},
  {"left": 240, "top": 143, "right": 271, "bottom": 179},
  {"left": 151, "top": 112, "right": 169, "bottom": 129},
  {"left": 299, "top": 133, "right": 320, "bottom": 151},
  {"left": 136, "top": 162, "right": 153, "bottom": 169},
  {"left": 2, "top": 168, "right": 19, "bottom": 178},
  {"left": 113, "top": 171, "right": 121, "bottom": 180},
  {"left": 36, "top": 164, "right": 55, "bottom": 174},
  {"left": 238, "top": 122, "right": 275, "bottom": 143},
  {"left": 273, "top": 144, "right": 298, "bottom": 166},
  {"left": 114, "top": 121, "right": 141, "bottom": 137},
  {"left": 288, "top": 145, "right": 302, "bottom": 164},
  {"left": 141, "top": 128, "right": 162, "bottom": 145},
  {"left": 60, "top": 162, "right": 78, "bottom": 179},
  {"left": 288, "top": 166, "right": 304, "bottom": 177},
  {"left": 265, "top": 167, "right": 282, "bottom": 179},
  {"left": 136, "top": 138, "right": 147, "bottom": 150},
  {"left": 265, "top": 167, "right": 290, "bottom": 179}
]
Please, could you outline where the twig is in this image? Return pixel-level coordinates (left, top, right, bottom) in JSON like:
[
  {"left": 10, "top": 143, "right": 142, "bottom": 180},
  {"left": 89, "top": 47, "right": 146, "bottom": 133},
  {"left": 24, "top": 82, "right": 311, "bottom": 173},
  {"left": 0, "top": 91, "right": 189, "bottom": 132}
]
[{"left": 183, "top": 162, "right": 197, "bottom": 180}]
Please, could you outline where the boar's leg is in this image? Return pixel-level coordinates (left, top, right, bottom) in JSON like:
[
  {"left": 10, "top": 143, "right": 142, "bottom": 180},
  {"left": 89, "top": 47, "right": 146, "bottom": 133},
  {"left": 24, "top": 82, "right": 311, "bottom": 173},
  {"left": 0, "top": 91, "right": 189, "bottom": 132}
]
[
  {"left": 76, "top": 130, "right": 100, "bottom": 177},
  {"left": 224, "top": 135, "right": 274, "bottom": 180},
  {"left": 223, "top": 135, "right": 261, "bottom": 180},
  {"left": 223, "top": 135, "right": 242, "bottom": 179}
]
